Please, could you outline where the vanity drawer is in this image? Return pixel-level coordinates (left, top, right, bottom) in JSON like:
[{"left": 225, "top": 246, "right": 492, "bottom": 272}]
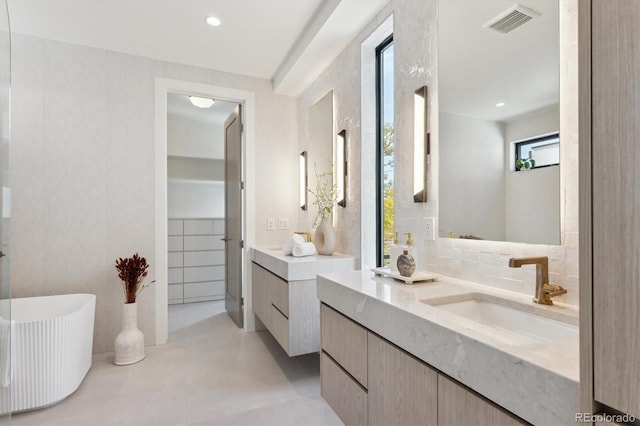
[
  {"left": 251, "top": 263, "right": 271, "bottom": 327},
  {"left": 321, "top": 352, "right": 368, "bottom": 426},
  {"left": 321, "top": 304, "right": 368, "bottom": 388},
  {"left": 438, "top": 375, "right": 525, "bottom": 426},
  {"left": 269, "top": 272, "right": 289, "bottom": 317},
  {"left": 270, "top": 304, "right": 289, "bottom": 353}
]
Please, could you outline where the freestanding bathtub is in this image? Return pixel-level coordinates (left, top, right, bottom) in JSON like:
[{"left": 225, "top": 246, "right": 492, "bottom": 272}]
[{"left": 0, "top": 293, "right": 95, "bottom": 414}]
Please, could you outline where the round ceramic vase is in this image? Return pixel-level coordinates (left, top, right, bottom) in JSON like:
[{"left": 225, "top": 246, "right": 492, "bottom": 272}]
[{"left": 314, "top": 217, "right": 337, "bottom": 256}]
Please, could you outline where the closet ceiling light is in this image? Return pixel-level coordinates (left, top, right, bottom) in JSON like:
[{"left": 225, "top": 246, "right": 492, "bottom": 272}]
[
  {"left": 189, "top": 96, "right": 215, "bottom": 108},
  {"left": 205, "top": 15, "right": 221, "bottom": 27},
  {"left": 496, "top": 102, "right": 505, "bottom": 107}
]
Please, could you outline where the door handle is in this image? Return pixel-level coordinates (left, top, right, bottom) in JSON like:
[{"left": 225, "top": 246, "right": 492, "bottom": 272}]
[{"left": 221, "top": 237, "right": 231, "bottom": 241}]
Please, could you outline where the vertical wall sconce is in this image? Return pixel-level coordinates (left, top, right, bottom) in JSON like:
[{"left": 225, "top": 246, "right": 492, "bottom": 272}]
[
  {"left": 336, "top": 130, "right": 347, "bottom": 207},
  {"left": 413, "top": 86, "right": 429, "bottom": 203},
  {"left": 299, "top": 151, "right": 308, "bottom": 210}
]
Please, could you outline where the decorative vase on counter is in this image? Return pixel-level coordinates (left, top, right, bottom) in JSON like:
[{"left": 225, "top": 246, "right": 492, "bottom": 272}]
[
  {"left": 114, "top": 302, "right": 145, "bottom": 365},
  {"left": 314, "top": 217, "right": 337, "bottom": 256},
  {"left": 397, "top": 250, "right": 416, "bottom": 277}
]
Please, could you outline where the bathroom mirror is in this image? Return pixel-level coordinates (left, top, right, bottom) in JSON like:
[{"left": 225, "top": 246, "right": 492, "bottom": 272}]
[
  {"left": 438, "top": 0, "right": 560, "bottom": 245},
  {"left": 306, "top": 91, "right": 334, "bottom": 220}
]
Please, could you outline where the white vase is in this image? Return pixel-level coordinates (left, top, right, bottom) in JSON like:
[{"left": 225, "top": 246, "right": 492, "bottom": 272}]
[
  {"left": 114, "top": 302, "right": 145, "bottom": 365},
  {"left": 314, "top": 217, "right": 337, "bottom": 255}
]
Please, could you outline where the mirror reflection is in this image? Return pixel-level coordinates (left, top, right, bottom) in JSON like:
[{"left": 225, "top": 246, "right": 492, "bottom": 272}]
[
  {"left": 306, "top": 91, "right": 334, "bottom": 222},
  {"left": 438, "top": 0, "right": 560, "bottom": 245}
]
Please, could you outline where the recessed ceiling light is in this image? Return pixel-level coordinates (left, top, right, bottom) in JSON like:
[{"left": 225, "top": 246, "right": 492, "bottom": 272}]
[
  {"left": 496, "top": 102, "right": 505, "bottom": 107},
  {"left": 205, "top": 15, "right": 221, "bottom": 27},
  {"left": 189, "top": 96, "right": 215, "bottom": 108}
]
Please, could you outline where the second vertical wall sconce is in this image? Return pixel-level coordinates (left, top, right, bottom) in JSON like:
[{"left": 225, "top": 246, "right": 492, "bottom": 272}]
[
  {"left": 299, "top": 151, "right": 307, "bottom": 210},
  {"left": 413, "top": 86, "right": 429, "bottom": 203},
  {"left": 336, "top": 130, "right": 347, "bottom": 207}
]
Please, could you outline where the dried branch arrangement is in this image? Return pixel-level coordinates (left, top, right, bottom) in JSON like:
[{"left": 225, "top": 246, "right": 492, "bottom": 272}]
[
  {"left": 308, "top": 161, "right": 339, "bottom": 226},
  {"left": 115, "top": 253, "right": 155, "bottom": 304}
]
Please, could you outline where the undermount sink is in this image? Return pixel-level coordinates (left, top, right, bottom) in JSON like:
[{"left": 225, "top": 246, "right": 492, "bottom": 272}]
[{"left": 421, "top": 292, "right": 578, "bottom": 343}]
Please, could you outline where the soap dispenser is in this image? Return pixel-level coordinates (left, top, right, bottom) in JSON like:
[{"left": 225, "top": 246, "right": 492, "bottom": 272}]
[{"left": 389, "top": 232, "right": 403, "bottom": 272}]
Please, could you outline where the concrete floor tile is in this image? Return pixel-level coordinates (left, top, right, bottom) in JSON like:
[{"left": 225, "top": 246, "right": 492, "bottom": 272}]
[{"left": 13, "top": 301, "right": 340, "bottom": 426}]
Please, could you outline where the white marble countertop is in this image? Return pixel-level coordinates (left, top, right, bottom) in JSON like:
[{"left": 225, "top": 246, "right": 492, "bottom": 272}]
[
  {"left": 251, "top": 246, "right": 355, "bottom": 281},
  {"left": 317, "top": 270, "right": 579, "bottom": 425}
]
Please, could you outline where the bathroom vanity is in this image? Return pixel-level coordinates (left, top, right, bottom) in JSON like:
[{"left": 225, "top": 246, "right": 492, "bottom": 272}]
[
  {"left": 250, "top": 247, "right": 355, "bottom": 356},
  {"left": 317, "top": 271, "right": 579, "bottom": 425}
]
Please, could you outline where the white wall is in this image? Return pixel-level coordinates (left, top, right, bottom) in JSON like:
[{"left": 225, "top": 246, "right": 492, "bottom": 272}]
[
  {"left": 504, "top": 106, "right": 559, "bottom": 146},
  {"left": 298, "top": 0, "right": 579, "bottom": 305},
  {"left": 10, "top": 34, "right": 298, "bottom": 353},
  {"left": 439, "top": 113, "right": 505, "bottom": 241},
  {"left": 167, "top": 180, "right": 224, "bottom": 218},
  {"left": 167, "top": 103, "right": 225, "bottom": 219},
  {"left": 167, "top": 157, "right": 224, "bottom": 181},
  {"left": 504, "top": 106, "right": 561, "bottom": 243},
  {"left": 167, "top": 113, "right": 224, "bottom": 159},
  {"left": 505, "top": 166, "right": 560, "bottom": 244}
]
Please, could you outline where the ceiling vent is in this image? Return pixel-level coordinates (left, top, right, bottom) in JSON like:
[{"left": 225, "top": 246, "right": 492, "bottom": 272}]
[{"left": 483, "top": 4, "right": 541, "bottom": 34}]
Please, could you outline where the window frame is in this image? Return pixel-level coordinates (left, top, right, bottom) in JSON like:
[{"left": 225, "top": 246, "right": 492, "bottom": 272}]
[
  {"left": 514, "top": 132, "right": 560, "bottom": 171},
  {"left": 375, "top": 34, "right": 394, "bottom": 267}
]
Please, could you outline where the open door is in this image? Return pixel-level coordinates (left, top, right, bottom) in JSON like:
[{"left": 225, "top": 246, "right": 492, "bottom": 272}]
[{"left": 223, "top": 105, "right": 243, "bottom": 327}]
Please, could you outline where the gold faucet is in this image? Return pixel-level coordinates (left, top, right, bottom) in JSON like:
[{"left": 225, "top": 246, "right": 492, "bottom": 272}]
[{"left": 508, "top": 256, "right": 567, "bottom": 305}]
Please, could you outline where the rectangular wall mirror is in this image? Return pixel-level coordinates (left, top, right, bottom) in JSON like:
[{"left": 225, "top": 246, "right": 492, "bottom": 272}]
[
  {"left": 438, "top": 0, "right": 560, "bottom": 245},
  {"left": 306, "top": 90, "right": 334, "bottom": 222}
]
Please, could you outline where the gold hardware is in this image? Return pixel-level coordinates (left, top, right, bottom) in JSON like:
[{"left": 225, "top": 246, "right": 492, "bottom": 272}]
[
  {"left": 294, "top": 231, "right": 312, "bottom": 243},
  {"left": 508, "top": 256, "right": 567, "bottom": 305}
]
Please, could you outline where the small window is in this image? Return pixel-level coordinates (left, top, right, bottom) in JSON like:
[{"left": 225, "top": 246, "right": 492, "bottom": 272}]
[{"left": 514, "top": 133, "right": 559, "bottom": 171}]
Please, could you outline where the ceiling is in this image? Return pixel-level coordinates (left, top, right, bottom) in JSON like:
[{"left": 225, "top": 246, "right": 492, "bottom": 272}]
[
  {"left": 7, "top": 0, "right": 390, "bottom": 96},
  {"left": 439, "top": 0, "right": 559, "bottom": 122}
]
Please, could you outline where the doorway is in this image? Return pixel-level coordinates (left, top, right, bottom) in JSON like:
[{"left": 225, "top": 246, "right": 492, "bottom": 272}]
[
  {"left": 154, "top": 79, "right": 257, "bottom": 344},
  {"left": 165, "top": 93, "right": 239, "bottom": 322}
]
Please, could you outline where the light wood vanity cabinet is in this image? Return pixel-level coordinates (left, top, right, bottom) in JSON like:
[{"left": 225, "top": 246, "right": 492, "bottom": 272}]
[
  {"left": 368, "top": 333, "right": 438, "bottom": 425},
  {"left": 251, "top": 248, "right": 355, "bottom": 357},
  {"left": 251, "top": 262, "right": 270, "bottom": 327},
  {"left": 590, "top": 0, "right": 640, "bottom": 419},
  {"left": 320, "top": 304, "right": 368, "bottom": 387},
  {"left": 251, "top": 261, "right": 320, "bottom": 356},
  {"left": 320, "top": 303, "right": 525, "bottom": 426},
  {"left": 320, "top": 352, "right": 368, "bottom": 426},
  {"left": 437, "top": 375, "right": 524, "bottom": 426}
]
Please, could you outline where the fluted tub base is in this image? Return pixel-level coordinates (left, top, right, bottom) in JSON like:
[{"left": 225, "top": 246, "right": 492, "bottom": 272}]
[{"left": 0, "top": 294, "right": 96, "bottom": 414}]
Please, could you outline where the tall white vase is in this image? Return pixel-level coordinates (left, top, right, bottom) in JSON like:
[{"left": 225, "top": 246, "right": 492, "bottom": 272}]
[
  {"left": 314, "top": 217, "right": 337, "bottom": 255},
  {"left": 114, "top": 302, "right": 145, "bottom": 365}
]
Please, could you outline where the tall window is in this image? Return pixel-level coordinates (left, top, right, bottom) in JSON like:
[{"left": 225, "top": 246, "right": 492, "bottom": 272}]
[{"left": 376, "top": 35, "right": 394, "bottom": 267}]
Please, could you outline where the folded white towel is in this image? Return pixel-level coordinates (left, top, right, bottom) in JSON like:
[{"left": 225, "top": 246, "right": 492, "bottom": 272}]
[
  {"left": 282, "top": 234, "right": 305, "bottom": 255},
  {"left": 292, "top": 242, "right": 317, "bottom": 257},
  {"left": 0, "top": 316, "right": 14, "bottom": 388}
]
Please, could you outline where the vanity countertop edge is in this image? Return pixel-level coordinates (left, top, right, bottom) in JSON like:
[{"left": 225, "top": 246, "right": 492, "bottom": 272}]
[
  {"left": 316, "top": 269, "right": 579, "bottom": 426},
  {"left": 250, "top": 246, "right": 355, "bottom": 281}
]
